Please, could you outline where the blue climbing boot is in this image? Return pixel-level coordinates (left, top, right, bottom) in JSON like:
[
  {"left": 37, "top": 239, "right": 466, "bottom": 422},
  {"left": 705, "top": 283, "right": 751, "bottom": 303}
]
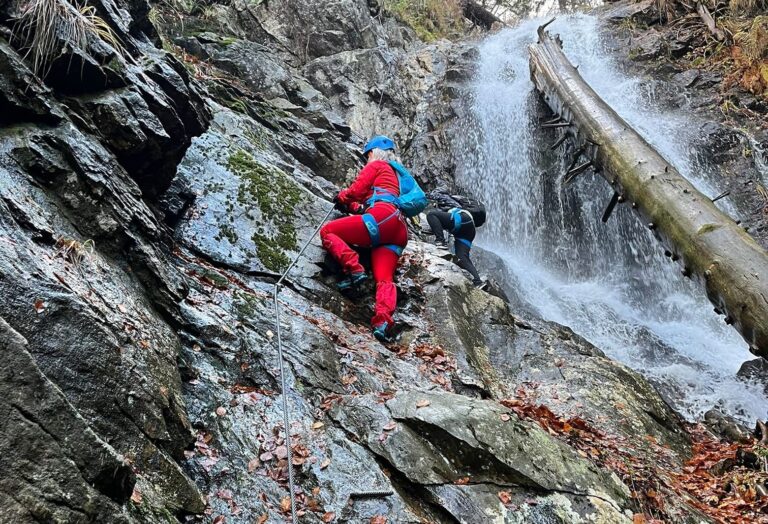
[
  {"left": 337, "top": 271, "right": 368, "bottom": 291},
  {"left": 372, "top": 322, "right": 390, "bottom": 343}
]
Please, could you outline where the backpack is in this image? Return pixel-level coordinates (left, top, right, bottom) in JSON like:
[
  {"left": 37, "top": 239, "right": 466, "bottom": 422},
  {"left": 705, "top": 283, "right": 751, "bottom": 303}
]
[
  {"left": 455, "top": 195, "right": 486, "bottom": 227},
  {"left": 367, "top": 161, "right": 427, "bottom": 218},
  {"left": 389, "top": 161, "right": 427, "bottom": 217}
]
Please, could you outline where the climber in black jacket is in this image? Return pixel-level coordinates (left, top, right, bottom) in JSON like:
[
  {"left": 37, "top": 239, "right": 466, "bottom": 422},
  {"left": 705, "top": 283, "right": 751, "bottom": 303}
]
[{"left": 426, "top": 188, "right": 486, "bottom": 288}]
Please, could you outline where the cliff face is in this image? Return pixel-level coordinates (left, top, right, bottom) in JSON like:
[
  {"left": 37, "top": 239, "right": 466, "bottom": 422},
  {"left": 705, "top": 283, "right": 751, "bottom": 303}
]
[{"left": 0, "top": 1, "right": 746, "bottom": 523}]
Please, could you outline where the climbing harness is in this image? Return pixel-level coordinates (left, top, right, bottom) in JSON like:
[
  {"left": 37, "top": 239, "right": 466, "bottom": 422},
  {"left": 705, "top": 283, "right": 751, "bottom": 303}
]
[
  {"left": 361, "top": 207, "right": 400, "bottom": 246},
  {"left": 361, "top": 208, "right": 406, "bottom": 256},
  {"left": 455, "top": 237, "right": 472, "bottom": 248},
  {"left": 273, "top": 205, "right": 334, "bottom": 524},
  {"left": 449, "top": 207, "right": 474, "bottom": 233},
  {"left": 273, "top": 205, "right": 396, "bottom": 522}
]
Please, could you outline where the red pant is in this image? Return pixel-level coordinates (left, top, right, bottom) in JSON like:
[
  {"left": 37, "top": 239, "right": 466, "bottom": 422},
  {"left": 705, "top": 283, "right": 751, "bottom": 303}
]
[{"left": 320, "top": 203, "right": 407, "bottom": 327}]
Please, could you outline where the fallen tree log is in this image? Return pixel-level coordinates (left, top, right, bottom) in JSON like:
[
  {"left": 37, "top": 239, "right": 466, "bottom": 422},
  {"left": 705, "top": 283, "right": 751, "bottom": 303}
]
[{"left": 529, "top": 23, "right": 768, "bottom": 358}]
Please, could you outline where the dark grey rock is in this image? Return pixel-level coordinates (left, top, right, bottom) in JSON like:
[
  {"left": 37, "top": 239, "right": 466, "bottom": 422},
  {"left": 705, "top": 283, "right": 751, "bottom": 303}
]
[
  {"left": 673, "top": 69, "right": 701, "bottom": 88},
  {"left": 704, "top": 409, "right": 753, "bottom": 443},
  {"left": 0, "top": 317, "right": 134, "bottom": 523},
  {"left": 739, "top": 358, "right": 768, "bottom": 395}
]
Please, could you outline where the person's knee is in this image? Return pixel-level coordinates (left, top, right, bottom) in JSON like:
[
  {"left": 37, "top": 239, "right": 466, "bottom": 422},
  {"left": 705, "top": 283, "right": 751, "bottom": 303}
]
[{"left": 320, "top": 224, "right": 333, "bottom": 246}]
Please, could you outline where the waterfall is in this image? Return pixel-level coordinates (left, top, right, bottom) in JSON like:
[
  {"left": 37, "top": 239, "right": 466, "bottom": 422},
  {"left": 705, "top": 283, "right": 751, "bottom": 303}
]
[{"left": 456, "top": 14, "right": 768, "bottom": 422}]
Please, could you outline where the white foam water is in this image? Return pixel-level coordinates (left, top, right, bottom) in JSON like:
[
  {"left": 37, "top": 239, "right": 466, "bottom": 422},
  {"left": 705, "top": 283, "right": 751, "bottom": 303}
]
[{"left": 456, "top": 14, "right": 768, "bottom": 423}]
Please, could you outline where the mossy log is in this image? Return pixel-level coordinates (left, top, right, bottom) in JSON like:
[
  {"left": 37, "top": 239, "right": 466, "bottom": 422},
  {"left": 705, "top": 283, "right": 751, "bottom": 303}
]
[{"left": 529, "top": 25, "right": 768, "bottom": 358}]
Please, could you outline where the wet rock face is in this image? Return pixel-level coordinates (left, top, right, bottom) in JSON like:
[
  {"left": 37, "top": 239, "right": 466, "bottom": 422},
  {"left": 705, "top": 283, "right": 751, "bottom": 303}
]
[
  {"left": 414, "top": 245, "right": 692, "bottom": 458},
  {"left": 170, "top": 0, "right": 472, "bottom": 189},
  {"left": 0, "top": 0, "right": 209, "bottom": 519},
  {"left": 0, "top": 0, "right": 209, "bottom": 198},
  {"left": 0, "top": 318, "right": 134, "bottom": 523}
]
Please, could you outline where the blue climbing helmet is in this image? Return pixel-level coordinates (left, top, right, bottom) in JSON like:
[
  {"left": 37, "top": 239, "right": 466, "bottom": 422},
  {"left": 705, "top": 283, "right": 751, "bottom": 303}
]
[{"left": 363, "top": 135, "right": 396, "bottom": 155}]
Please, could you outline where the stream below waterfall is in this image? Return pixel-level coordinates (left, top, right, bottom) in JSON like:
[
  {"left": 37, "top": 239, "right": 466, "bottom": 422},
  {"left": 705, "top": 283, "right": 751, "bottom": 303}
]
[{"left": 455, "top": 13, "right": 768, "bottom": 423}]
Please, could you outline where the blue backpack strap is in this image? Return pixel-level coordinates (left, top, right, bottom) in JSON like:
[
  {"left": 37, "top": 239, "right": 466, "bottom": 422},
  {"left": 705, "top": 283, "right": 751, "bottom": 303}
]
[
  {"left": 449, "top": 208, "right": 462, "bottom": 233},
  {"left": 367, "top": 187, "right": 397, "bottom": 208},
  {"left": 456, "top": 237, "right": 472, "bottom": 248},
  {"left": 362, "top": 213, "right": 380, "bottom": 246},
  {"left": 381, "top": 244, "right": 404, "bottom": 256}
]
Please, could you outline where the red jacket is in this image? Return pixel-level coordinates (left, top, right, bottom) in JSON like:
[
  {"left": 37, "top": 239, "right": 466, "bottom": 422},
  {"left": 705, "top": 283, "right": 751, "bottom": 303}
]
[{"left": 338, "top": 160, "right": 400, "bottom": 210}]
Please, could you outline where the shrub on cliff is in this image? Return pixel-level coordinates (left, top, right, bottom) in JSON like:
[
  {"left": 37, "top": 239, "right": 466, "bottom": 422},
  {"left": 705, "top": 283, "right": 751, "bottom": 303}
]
[{"left": 383, "top": 0, "right": 464, "bottom": 41}]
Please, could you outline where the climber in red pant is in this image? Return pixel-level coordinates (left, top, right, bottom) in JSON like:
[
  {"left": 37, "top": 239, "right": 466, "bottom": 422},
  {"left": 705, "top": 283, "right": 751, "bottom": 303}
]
[{"left": 320, "top": 135, "right": 407, "bottom": 342}]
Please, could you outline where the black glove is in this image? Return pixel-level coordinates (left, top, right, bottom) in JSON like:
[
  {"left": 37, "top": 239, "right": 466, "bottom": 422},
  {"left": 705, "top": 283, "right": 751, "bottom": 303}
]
[{"left": 333, "top": 192, "right": 347, "bottom": 212}]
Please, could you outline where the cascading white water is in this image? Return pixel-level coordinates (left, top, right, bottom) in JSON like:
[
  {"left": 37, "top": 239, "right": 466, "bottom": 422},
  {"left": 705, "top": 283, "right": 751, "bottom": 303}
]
[{"left": 456, "top": 14, "right": 768, "bottom": 423}]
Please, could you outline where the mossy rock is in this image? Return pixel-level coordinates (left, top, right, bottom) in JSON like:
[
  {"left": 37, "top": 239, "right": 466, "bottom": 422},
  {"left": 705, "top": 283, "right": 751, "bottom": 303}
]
[{"left": 227, "top": 149, "right": 305, "bottom": 272}]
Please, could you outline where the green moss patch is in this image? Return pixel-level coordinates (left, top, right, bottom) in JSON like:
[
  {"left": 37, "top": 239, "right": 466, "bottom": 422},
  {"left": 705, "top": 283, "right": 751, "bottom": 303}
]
[
  {"left": 697, "top": 223, "right": 722, "bottom": 235},
  {"left": 227, "top": 149, "right": 305, "bottom": 272}
]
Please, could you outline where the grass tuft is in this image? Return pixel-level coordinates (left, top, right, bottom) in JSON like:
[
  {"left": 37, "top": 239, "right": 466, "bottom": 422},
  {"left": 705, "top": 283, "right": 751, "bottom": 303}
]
[
  {"left": 729, "top": 0, "right": 768, "bottom": 15},
  {"left": 12, "top": 0, "right": 124, "bottom": 77},
  {"left": 55, "top": 236, "right": 95, "bottom": 266}
]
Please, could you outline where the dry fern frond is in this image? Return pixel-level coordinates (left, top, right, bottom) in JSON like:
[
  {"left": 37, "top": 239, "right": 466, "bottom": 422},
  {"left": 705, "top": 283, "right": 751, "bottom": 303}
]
[{"left": 734, "top": 15, "right": 768, "bottom": 62}]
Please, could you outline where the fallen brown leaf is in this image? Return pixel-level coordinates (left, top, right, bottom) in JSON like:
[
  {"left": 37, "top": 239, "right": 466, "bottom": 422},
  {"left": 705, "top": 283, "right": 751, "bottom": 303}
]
[
  {"left": 322, "top": 512, "right": 336, "bottom": 522},
  {"left": 498, "top": 490, "right": 512, "bottom": 505}
]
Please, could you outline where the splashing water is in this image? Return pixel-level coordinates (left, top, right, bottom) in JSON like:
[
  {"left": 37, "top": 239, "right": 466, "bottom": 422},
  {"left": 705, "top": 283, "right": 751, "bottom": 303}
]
[{"left": 456, "top": 14, "right": 768, "bottom": 423}]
